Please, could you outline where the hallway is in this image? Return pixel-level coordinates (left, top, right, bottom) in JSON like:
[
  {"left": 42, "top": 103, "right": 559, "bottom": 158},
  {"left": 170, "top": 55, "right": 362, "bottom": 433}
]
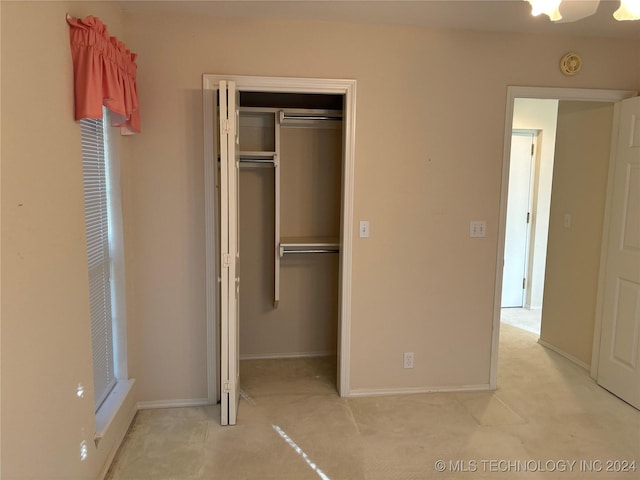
[{"left": 501, "top": 307, "right": 542, "bottom": 335}]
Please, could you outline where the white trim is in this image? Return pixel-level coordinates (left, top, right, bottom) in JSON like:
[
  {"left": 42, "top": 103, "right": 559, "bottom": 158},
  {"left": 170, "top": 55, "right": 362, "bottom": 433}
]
[
  {"left": 136, "top": 398, "right": 212, "bottom": 410},
  {"left": 591, "top": 101, "right": 624, "bottom": 381},
  {"left": 537, "top": 339, "right": 590, "bottom": 371},
  {"left": 506, "top": 87, "right": 636, "bottom": 103},
  {"left": 240, "top": 351, "right": 335, "bottom": 360},
  {"left": 94, "top": 379, "right": 136, "bottom": 440},
  {"left": 203, "top": 78, "right": 219, "bottom": 404},
  {"left": 95, "top": 380, "right": 137, "bottom": 480},
  {"left": 348, "top": 384, "right": 490, "bottom": 398},
  {"left": 203, "top": 74, "right": 356, "bottom": 401},
  {"left": 339, "top": 79, "right": 357, "bottom": 397},
  {"left": 96, "top": 405, "right": 137, "bottom": 480},
  {"left": 105, "top": 118, "right": 129, "bottom": 383},
  {"left": 491, "top": 86, "right": 636, "bottom": 390}
]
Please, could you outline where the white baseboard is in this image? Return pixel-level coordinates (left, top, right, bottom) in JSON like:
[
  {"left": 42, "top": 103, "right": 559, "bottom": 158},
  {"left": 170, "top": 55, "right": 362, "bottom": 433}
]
[
  {"left": 537, "top": 339, "right": 590, "bottom": 370},
  {"left": 348, "top": 383, "right": 491, "bottom": 397},
  {"left": 240, "top": 351, "right": 335, "bottom": 360},
  {"left": 136, "top": 398, "right": 212, "bottom": 410}
]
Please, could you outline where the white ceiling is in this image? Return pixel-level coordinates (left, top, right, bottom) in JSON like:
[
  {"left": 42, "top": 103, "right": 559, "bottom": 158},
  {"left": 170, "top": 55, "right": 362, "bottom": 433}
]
[{"left": 120, "top": 0, "right": 640, "bottom": 39}]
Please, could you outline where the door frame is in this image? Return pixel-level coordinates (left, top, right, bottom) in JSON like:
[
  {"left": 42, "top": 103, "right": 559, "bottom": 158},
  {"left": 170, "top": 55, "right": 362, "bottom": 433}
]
[
  {"left": 490, "top": 86, "right": 636, "bottom": 389},
  {"left": 203, "top": 75, "right": 357, "bottom": 401}
]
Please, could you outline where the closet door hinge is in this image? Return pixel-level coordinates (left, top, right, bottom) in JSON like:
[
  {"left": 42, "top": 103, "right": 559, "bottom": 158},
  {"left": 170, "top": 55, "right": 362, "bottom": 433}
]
[
  {"left": 223, "top": 253, "right": 232, "bottom": 268},
  {"left": 223, "top": 382, "right": 231, "bottom": 393},
  {"left": 223, "top": 119, "right": 231, "bottom": 135}
]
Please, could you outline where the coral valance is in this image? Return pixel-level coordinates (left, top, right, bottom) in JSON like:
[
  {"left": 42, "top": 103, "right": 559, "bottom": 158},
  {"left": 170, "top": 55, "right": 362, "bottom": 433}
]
[{"left": 67, "top": 14, "right": 140, "bottom": 134}]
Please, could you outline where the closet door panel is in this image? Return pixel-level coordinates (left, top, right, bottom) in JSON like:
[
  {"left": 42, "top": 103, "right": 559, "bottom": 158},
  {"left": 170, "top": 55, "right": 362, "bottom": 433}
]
[{"left": 219, "top": 81, "right": 240, "bottom": 426}]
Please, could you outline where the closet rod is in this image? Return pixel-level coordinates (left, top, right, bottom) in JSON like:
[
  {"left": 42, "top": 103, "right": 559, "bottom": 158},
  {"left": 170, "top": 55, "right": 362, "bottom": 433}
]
[
  {"left": 239, "top": 158, "right": 275, "bottom": 164},
  {"left": 281, "top": 249, "right": 340, "bottom": 255},
  {"left": 279, "top": 112, "right": 342, "bottom": 122}
]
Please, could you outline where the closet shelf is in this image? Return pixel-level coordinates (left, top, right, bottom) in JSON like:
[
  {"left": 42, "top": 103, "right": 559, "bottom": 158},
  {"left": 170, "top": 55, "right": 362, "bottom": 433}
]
[
  {"left": 218, "top": 151, "right": 277, "bottom": 166},
  {"left": 279, "top": 236, "right": 340, "bottom": 256},
  {"left": 238, "top": 151, "right": 278, "bottom": 167},
  {"left": 239, "top": 151, "right": 277, "bottom": 159}
]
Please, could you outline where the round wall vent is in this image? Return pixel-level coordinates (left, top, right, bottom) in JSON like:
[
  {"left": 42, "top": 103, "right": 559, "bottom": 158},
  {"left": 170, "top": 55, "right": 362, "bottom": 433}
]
[{"left": 560, "top": 52, "right": 582, "bottom": 76}]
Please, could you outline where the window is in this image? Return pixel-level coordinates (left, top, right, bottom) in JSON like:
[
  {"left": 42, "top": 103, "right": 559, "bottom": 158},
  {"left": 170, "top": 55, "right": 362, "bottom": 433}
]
[{"left": 80, "top": 113, "right": 117, "bottom": 411}]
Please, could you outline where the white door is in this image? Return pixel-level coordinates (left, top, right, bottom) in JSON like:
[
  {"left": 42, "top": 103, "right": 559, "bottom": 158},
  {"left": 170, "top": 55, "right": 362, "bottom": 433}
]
[
  {"left": 502, "top": 132, "right": 535, "bottom": 308},
  {"left": 219, "top": 80, "right": 241, "bottom": 425},
  {"left": 597, "top": 96, "right": 640, "bottom": 410}
]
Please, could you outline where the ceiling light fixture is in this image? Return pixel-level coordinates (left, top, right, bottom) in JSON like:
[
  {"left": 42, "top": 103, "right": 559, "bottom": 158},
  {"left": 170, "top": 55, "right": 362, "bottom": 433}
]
[
  {"left": 526, "top": 0, "right": 640, "bottom": 22},
  {"left": 614, "top": 0, "right": 640, "bottom": 20},
  {"left": 526, "top": 0, "right": 563, "bottom": 21}
]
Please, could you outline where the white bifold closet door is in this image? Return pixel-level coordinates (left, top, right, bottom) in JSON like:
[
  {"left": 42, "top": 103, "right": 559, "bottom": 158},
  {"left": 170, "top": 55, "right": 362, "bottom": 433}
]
[{"left": 219, "top": 80, "right": 241, "bottom": 426}]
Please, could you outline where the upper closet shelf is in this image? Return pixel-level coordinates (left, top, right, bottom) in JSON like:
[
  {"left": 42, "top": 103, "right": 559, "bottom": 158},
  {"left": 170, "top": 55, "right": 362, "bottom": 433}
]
[
  {"left": 279, "top": 236, "right": 340, "bottom": 256},
  {"left": 240, "top": 151, "right": 276, "bottom": 158},
  {"left": 279, "top": 109, "right": 343, "bottom": 128},
  {"left": 239, "top": 151, "right": 278, "bottom": 167}
]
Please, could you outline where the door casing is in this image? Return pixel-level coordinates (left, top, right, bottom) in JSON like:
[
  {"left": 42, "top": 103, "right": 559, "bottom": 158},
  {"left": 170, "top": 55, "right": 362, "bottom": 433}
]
[{"left": 203, "top": 75, "right": 357, "bottom": 402}]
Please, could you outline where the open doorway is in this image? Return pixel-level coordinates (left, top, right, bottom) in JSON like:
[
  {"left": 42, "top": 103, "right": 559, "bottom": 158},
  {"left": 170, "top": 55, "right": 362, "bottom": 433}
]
[
  {"left": 501, "top": 99, "right": 559, "bottom": 336},
  {"left": 491, "top": 87, "right": 635, "bottom": 390}
]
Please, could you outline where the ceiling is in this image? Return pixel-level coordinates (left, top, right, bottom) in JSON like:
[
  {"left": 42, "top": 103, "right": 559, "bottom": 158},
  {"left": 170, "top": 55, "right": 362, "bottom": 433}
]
[{"left": 120, "top": 0, "right": 640, "bottom": 39}]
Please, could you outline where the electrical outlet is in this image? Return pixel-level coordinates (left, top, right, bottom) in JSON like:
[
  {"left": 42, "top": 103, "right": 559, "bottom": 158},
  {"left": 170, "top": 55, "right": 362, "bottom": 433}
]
[{"left": 403, "top": 352, "right": 414, "bottom": 369}]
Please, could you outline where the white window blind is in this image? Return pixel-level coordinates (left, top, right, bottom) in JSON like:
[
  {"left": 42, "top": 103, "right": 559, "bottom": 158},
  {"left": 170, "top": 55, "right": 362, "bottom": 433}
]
[{"left": 80, "top": 116, "right": 116, "bottom": 410}]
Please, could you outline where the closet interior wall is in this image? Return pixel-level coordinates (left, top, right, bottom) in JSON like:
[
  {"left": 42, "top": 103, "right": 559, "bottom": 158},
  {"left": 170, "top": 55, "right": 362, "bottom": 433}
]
[{"left": 238, "top": 94, "right": 343, "bottom": 359}]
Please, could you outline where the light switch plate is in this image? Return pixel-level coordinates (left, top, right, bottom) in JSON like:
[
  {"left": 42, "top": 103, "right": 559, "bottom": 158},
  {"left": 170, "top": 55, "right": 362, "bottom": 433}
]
[
  {"left": 359, "top": 220, "right": 370, "bottom": 238},
  {"left": 470, "top": 221, "right": 486, "bottom": 238}
]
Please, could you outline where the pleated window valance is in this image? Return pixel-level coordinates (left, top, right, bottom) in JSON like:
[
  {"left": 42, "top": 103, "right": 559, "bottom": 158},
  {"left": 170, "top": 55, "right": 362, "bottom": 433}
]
[{"left": 67, "top": 14, "right": 140, "bottom": 134}]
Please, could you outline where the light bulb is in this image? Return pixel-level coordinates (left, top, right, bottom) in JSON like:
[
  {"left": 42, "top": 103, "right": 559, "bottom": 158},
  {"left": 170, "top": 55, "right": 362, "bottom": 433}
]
[
  {"left": 614, "top": 0, "right": 640, "bottom": 20},
  {"left": 527, "top": 0, "right": 563, "bottom": 21}
]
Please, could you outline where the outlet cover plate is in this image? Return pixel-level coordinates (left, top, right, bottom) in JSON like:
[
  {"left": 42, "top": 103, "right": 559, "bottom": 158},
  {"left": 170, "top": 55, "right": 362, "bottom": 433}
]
[
  {"left": 403, "top": 352, "right": 414, "bottom": 369},
  {"left": 470, "top": 221, "right": 487, "bottom": 238}
]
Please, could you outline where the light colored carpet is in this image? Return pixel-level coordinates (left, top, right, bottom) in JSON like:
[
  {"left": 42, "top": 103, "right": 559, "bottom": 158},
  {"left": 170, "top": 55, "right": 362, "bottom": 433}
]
[{"left": 106, "top": 325, "right": 639, "bottom": 479}]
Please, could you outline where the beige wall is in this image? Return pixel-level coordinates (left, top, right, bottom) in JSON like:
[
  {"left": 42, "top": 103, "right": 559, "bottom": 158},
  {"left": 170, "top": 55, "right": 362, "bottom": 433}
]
[
  {"left": 0, "top": 1, "right": 638, "bottom": 476},
  {"left": 1, "top": 2, "right": 136, "bottom": 478},
  {"left": 0, "top": 2, "right": 638, "bottom": 475},
  {"left": 512, "top": 98, "right": 559, "bottom": 309},
  {"left": 122, "top": 8, "right": 639, "bottom": 399},
  {"left": 540, "top": 101, "right": 615, "bottom": 366}
]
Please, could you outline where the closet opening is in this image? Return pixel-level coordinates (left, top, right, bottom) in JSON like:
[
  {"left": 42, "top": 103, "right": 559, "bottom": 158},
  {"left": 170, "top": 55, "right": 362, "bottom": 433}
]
[
  {"left": 240, "top": 91, "right": 343, "bottom": 110},
  {"left": 204, "top": 75, "right": 356, "bottom": 425},
  {"left": 236, "top": 91, "right": 343, "bottom": 400}
]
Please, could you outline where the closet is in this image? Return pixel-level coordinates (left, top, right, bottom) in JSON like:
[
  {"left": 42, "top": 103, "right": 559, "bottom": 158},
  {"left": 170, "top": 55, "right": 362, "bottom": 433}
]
[
  {"left": 237, "top": 93, "right": 343, "bottom": 360},
  {"left": 209, "top": 77, "right": 351, "bottom": 425}
]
